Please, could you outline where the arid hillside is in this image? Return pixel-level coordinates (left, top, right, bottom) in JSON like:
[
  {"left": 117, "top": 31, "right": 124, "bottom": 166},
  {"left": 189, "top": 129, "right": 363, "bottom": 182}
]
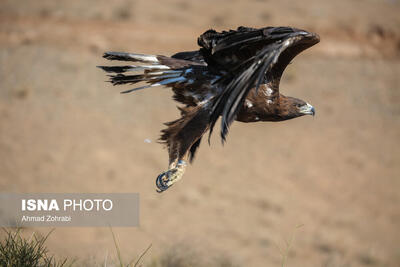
[{"left": 0, "top": 0, "right": 399, "bottom": 266}]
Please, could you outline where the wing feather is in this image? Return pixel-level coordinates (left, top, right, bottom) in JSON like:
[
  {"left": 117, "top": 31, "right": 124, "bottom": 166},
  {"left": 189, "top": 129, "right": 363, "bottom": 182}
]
[{"left": 198, "top": 26, "right": 319, "bottom": 142}]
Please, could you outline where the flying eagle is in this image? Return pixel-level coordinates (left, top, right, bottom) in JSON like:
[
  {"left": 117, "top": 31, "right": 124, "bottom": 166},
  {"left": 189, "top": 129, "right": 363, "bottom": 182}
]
[{"left": 99, "top": 26, "right": 320, "bottom": 192}]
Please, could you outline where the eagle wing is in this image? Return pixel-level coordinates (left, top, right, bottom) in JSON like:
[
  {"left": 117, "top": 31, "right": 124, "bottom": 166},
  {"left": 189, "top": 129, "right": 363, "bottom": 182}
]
[{"left": 198, "top": 26, "right": 320, "bottom": 141}]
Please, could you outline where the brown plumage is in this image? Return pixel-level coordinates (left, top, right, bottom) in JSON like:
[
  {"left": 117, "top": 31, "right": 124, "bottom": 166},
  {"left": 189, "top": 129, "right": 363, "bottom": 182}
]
[{"left": 98, "top": 26, "right": 320, "bottom": 192}]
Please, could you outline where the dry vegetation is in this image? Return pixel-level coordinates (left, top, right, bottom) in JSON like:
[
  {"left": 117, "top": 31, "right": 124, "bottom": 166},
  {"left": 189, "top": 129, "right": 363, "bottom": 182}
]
[
  {"left": 0, "top": 229, "right": 68, "bottom": 267},
  {"left": 0, "top": 228, "right": 239, "bottom": 267}
]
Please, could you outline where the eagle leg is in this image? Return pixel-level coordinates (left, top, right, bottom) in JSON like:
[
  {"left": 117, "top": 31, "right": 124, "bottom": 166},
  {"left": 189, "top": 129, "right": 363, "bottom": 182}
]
[
  {"left": 156, "top": 160, "right": 187, "bottom": 193},
  {"left": 156, "top": 105, "right": 210, "bottom": 192}
]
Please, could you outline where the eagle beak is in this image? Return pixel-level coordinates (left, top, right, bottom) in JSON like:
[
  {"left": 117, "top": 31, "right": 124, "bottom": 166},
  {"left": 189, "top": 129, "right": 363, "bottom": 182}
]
[
  {"left": 299, "top": 103, "right": 315, "bottom": 116},
  {"left": 291, "top": 31, "right": 320, "bottom": 45}
]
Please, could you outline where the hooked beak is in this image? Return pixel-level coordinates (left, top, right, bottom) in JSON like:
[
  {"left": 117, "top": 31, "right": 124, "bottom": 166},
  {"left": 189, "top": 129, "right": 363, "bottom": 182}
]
[
  {"left": 299, "top": 103, "right": 315, "bottom": 116},
  {"left": 289, "top": 30, "right": 320, "bottom": 46}
]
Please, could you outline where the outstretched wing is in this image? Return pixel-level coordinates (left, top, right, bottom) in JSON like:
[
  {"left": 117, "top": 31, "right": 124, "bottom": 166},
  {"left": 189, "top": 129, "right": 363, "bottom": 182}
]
[
  {"left": 198, "top": 26, "right": 320, "bottom": 141},
  {"left": 98, "top": 52, "right": 207, "bottom": 95},
  {"left": 99, "top": 52, "right": 215, "bottom": 164}
]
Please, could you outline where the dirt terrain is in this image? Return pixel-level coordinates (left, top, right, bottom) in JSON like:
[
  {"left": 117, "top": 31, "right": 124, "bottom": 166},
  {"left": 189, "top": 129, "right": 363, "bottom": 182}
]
[{"left": 0, "top": 0, "right": 399, "bottom": 266}]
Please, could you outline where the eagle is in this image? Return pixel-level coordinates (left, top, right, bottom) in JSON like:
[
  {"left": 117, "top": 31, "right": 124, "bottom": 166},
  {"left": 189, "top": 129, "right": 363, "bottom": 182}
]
[{"left": 98, "top": 26, "right": 320, "bottom": 192}]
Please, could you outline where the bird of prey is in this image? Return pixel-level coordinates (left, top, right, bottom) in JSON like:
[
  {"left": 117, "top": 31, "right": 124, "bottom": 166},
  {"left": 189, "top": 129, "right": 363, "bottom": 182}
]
[{"left": 98, "top": 26, "right": 320, "bottom": 192}]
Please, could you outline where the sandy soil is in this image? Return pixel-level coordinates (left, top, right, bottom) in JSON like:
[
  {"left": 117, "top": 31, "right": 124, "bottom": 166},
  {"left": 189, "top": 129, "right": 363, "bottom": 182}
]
[{"left": 0, "top": 0, "right": 399, "bottom": 266}]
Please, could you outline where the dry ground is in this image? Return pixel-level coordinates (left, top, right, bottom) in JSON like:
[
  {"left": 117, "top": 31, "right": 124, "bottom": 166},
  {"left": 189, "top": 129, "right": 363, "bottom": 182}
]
[{"left": 0, "top": 0, "right": 399, "bottom": 266}]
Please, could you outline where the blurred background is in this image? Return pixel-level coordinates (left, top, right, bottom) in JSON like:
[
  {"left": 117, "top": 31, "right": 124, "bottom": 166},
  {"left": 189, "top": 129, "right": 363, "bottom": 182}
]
[{"left": 0, "top": 0, "right": 399, "bottom": 266}]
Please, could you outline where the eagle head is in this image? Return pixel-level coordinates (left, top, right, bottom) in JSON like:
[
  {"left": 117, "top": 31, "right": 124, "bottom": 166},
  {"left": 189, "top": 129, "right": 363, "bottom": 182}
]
[{"left": 277, "top": 96, "right": 315, "bottom": 120}]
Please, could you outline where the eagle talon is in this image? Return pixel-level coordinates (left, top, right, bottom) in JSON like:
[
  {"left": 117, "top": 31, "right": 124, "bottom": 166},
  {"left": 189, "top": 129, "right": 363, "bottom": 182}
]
[
  {"left": 156, "top": 172, "right": 171, "bottom": 193},
  {"left": 155, "top": 160, "right": 186, "bottom": 193}
]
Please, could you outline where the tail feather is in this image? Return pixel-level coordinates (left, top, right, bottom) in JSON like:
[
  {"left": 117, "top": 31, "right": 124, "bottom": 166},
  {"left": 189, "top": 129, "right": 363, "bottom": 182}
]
[{"left": 159, "top": 106, "right": 210, "bottom": 164}]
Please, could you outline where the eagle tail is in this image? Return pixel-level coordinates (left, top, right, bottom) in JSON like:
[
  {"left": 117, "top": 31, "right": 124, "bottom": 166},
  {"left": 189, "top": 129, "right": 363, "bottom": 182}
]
[
  {"left": 159, "top": 105, "right": 210, "bottom": 164},
  {"left": 98, "top": 51, "right": 198, "bottom": 94}
]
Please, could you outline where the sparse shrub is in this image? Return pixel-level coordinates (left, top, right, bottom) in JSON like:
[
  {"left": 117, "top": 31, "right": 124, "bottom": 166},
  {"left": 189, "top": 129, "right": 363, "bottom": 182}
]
[{"left": 0, "top": 228, "right": 68, "bottom": 267}]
